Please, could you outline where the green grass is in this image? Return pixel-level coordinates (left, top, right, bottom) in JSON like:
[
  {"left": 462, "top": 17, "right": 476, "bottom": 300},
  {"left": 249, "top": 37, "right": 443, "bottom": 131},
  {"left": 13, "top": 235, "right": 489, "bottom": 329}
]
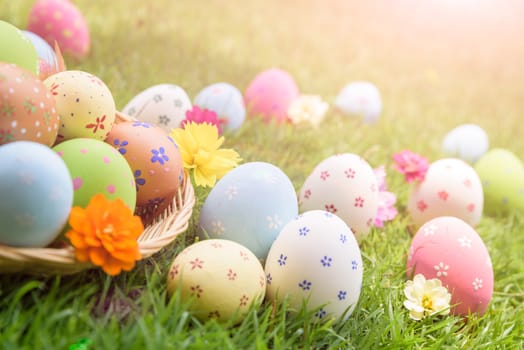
[{"left": 2, "top": 0, "right": 524, "bottom": 349}]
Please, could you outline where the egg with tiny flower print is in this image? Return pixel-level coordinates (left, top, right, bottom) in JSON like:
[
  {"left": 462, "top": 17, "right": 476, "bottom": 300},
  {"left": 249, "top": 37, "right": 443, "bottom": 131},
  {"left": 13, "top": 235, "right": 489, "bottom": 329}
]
[
  {"left": 407, "top": 216, "right": 494, "bottom": 316},
  {"left": 194, "top": 82, "right": 246, "bottom": 132},
  {"left": 44, "top": 70, "right": 115, "bottom": 143},
  {"left": 166, "top": 239, "right": 266, "bottom": 323},
  {"left": 198, "top": 162, "right": 298, "bottom": 260},
  {"left": 298, "top": 153, "right": 379, "bottom": 240},
  {"left": 265, "top": 210, "right": 363, "bottom": 322},
  {"left": 407, "top": 158, "right": 483, "bottom": 228},
  {"left": 0, "top": 63, "right": 60, "bottom": 146},
  {"left": 122, "top": 84, "right": 192, "bottom": 132},
  {"left": 105, "top": 121, "right": 183, "bottom": 224}
]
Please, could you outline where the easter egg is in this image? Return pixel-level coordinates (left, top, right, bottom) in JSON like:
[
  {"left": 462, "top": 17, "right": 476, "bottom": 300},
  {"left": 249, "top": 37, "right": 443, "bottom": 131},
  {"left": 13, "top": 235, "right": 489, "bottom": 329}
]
[
  {"left": 474, "top": 149, "right": 524, "bottom": 214},
  {"left": 198, "top": 162, "right": 298, "bottom": 260},
  {"left": 167, "top": 239, "right": 266, "bottom": 323},
  {"left": 122, "top": 84, "right": 192, "bottom": 132},
  {"left": 408, "top": 158, "right": 483, "bottom": 227},
  {"left": 0, "top": 20, "right": 39, "bottom": 76},
  {"left": 0, "top": 63, "right": 60, "bottom": 146},
  {"left": 265, "top": 210, "right": 363, "bottom": 322},
  {"left": 105, "top": 121, "right": 183, "bottom": 222},
  {"left": 334, "top": 81, "right": 382, "bottom": 123},
  {"left": 244, "top": 68, "right": 299, "bottom": 123},
  {"left": 407, "top": 216, "right": 494, "bottom": 316},
  {"left": 298, "top": 153, "right": 379, "bottom": 239},
  {"left": 21, "top": 30, "right": 59, "bottom": 80},
  {"left": 442, "top": 124, "right": 489, "bottom": 163},
  {"left": 194, "top": 82, "right": 246, "bottom": 132},
  {"left": 0, "top": 141, "right": 73, "bottom": 247},
  {"left": 27, "top": 0, "right": 90, "bottom": 59},
  {"left": 53, "top": 138, "right": 136, "bottom": 210},
  {"left": 44, "top": 70, "right": 116, "bottom": 143}
]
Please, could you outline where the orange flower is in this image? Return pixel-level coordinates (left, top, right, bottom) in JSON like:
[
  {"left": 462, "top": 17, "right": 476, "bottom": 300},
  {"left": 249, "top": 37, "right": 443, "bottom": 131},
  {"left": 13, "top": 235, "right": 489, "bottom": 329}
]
[{"left": 66, "top": 194, "right": 144, "bottom": 276}]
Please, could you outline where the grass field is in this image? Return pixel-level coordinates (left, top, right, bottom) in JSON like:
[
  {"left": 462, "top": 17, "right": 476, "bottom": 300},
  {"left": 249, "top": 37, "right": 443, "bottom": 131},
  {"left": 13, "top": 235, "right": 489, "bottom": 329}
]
[{"left": 1, "top": 0, "right": 524, "bottom": 349}]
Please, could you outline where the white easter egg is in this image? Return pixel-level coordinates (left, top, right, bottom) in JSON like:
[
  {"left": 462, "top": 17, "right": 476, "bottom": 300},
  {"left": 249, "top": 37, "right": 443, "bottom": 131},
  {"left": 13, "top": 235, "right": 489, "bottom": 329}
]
[
  {"left": 167, "top": 239, "right": 266, "bottom": 323},
  {"left": 442, "top": 124, "right": 489, "bottom": 163},
  {"left": 408, "top": 158, "right": 483, "bottom": 227},
  {"left": 122, "top": 84, "right": 192, "bottom": 132},
  {"left": 265, "top": 210, "right": 363, "bottom": 322},
  {"left": 334, "top": 81, "right": 382, "bottom": 123},
  {"left": 194, "top": 82, "right": 246, "bottom": 132},
  {"left": 298, "top": 153, "right": 379, "bottom": 239},
  {"left": 198, "top": 162, "right": 298, "bottom": 260}
]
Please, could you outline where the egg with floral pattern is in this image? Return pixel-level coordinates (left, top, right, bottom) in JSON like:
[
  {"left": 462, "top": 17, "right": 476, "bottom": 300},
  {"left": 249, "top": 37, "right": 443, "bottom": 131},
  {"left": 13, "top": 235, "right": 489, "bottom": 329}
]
[
  {"left": 122, "top": 84, "right": 192, "bottom": 132},
  {"left": 407, "top": 216, "right": 494, "bottom": 316},
  {"left": 298, "top": 153, "right": 379, "bottom": 240},
  {"left": 0, "top": 63, "right": 60, "bottom": 146},
  {"left": 194, "top": 82, "right": 246, "bottom": 132},
  {"left": 198, "top": 162, "right": 298, "bottom": 260},
  {"left": 408, "top": 158, "right": 483, "bottom": 228},
  {"left": 265, "top": 210, "right": 363, "bottom": 322},
  {"left": 53, "top": 138, "right": 136, "bottom": 210},
  {"left": 27, "top": 0, "right": 90, "bottom": 59},
  {"left": 167, "top": 239, "right": 266, "bottom": 323},
  {"left": 0, "top": 141, "right": 73, "bottom": 247},
  {"left": 244, "top": 68, "right": 299, "bottom": 123},
  {"left": 44, "top": 70, "right": 115, "bottom": 143},
  {"left": 105, "top": 121, "right": 183, "bottom": 223}
]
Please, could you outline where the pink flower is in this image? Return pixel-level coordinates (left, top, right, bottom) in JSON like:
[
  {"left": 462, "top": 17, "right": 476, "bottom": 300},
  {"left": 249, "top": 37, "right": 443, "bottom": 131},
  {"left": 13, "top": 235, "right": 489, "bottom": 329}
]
[
  {"left": 392, "top": 150, "right": 429, "bottom": 183},
  {"left": 375, "top": 191, "right": 398, "bottom": 228},
  {"left": 373, "top": 165, "right": 398, "bottom": 227},
  {"left": 182, "top": 106, "right": 224, "bottom": 135}
]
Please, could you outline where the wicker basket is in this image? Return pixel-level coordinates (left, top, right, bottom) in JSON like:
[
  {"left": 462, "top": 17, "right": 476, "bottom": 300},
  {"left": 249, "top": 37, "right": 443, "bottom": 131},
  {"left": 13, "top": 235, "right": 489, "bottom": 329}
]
[{"left": 0, "top": 112, "right": 196, "bottom": 275}]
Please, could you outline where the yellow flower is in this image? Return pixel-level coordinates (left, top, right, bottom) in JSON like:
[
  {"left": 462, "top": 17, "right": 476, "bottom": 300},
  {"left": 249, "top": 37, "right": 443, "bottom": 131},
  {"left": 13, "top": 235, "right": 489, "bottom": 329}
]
[
  {"left": 66, "top": 194, "right": 144, "bottom": 276},
  {"left": 287, "top": 94, "right": 329, "bottom": 127},
  {"left": 403, "top": 274, "right": 451, "bottom": 320},
  {"left": 170, "top": 122, "right": 241, "bottom": 187}
]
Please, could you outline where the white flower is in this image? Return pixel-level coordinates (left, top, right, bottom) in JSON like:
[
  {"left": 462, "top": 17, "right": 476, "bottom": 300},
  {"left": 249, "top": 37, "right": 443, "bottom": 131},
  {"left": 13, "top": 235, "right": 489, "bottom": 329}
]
[
  {"left": 404, "top": 274, "right": 451, "bottom": 320},
  {"left": 211, "top": 220, "right": 225, "bottom": 235},
  {"left": 267, "top": 215, "right": 282, "bottom": 230},
  {"left": 433, "top": 262, "right": 449, "bottom": 277},
  {"left": 423, "top": 224, "right": 438, "bottom": 236},
  {"left": 287, "top": 95, "right": 329, "bottom": 127},
  {"left": 224, "top": 185, "right": 238, "bottom": 200},
  {"left": 458, "top": 236, "right": 472, "bottom": 248},
  {"left": 472, "top": 278, "right": 483, "bottom": 291}
]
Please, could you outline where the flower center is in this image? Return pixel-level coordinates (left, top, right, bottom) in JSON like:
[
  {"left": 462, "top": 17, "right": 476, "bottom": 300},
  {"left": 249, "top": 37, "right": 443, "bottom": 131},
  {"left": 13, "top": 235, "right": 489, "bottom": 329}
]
[
  {"left": 103, "top": 224, "right": 115, "bottom": 235},
  {"left": 422, "top": 295, "right": 433, "bottom": 310}
]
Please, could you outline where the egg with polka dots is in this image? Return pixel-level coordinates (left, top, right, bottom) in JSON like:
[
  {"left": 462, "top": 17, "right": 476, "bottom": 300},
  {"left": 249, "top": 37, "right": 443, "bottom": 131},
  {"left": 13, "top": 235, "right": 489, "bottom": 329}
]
[
  {"left": 27, "top": 0, "right": 90, "bottom": 59},
  {"left": 0, "top": 63, "right": 59, "bottom": 146},
  {"left": 408, "top": 158, "right": 483, "bottom": 228},
  {"left": 167, "top": 239, "right": 266, "bottom": 323},
  {"left": 44, "top": 70, "right": 116, "bottom": 143},
  {"left": 122, "top": 84, "right": 192, "bottom": 133},
  {"left": 0, "top": 141, "right": 73, "bottom": 247},
  {"left": 298, "top": 153, "right": 379, "bottom": 240},
  {"left": 407, "top": 216, "right": 494, "bottom": 316},
  {"left": 265, "top": 210, "right": 363, "bottom": 322},
  {"left": 53, "top": 138, "right": 136, "bottom": 211},
  {"left": 105, "top": 121, "right": 183, "bottom": 224}
]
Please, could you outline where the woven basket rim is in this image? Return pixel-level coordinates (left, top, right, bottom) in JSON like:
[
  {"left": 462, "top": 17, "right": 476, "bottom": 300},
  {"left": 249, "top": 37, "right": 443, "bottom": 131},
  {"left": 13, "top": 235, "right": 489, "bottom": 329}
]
[{"left": 0, "top": 112, "right": 196, "bottom": 275}]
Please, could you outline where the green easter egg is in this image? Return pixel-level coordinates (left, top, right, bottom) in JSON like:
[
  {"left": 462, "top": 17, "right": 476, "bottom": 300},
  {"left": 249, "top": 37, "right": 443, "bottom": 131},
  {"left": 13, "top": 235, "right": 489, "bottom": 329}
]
[
  {"left": 0, "top": 20, "right": 39, "bottom": 76},
  {"left": 53, "top": 138, "right": 137, "bottom": 211},
  {"left": 474, "top": 148, "right": 524, "bottom": 214}
]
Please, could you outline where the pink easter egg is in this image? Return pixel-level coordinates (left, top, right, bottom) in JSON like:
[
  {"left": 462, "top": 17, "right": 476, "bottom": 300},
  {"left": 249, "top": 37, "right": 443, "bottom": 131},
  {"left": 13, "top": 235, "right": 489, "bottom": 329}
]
[
  {"left": 408, "top": 158, "right": 483, "bottom": 228},
  {"left": 27, "top": 0, "right": 90, "bottom": 59},
  {"left": 244, "top": 68, "right": 299, "bottom": 123},
  {"left": 407, "top": 216, "right": 494, "bottom": 317}
]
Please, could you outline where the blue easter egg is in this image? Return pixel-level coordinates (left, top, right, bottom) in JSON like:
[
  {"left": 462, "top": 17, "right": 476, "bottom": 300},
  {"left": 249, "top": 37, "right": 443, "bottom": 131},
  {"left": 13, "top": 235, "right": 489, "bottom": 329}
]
[
  {"left": 194, "top": 82, "right": 246, "bottom": 131},
  {"left": 198, "top": 162, "right": 298, "bottom": 259},
  {"left": 0, "top": 141, "right": 73, "bottom": 247},
  {"left": 21, "top": 30, "right": 57, "bottom": 69}
]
